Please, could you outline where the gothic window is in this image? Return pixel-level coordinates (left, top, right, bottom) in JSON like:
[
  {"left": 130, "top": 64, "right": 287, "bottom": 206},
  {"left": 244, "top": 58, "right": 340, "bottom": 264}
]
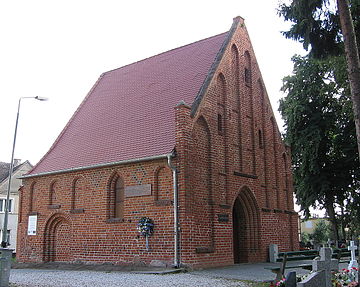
[
  {"left": 258, "top": 130, "right": 263, "bottom": 148},
  {"left": 49, "top": 181, "right": 57, "bottom": 205},
  {"left": 71, "top": 177, "right": 84, "bottom": 213},
  {"left": 114, "top": 177, "right": 124, "bottom": 218},
  {"left": 29, "top": 182, "right": 36, "bottom": 212},
  {"left": 218, "top": 113, "right": 223, "bottom": 133},
  {"left": 244, "top": 68, "right": 251, "bottom": 85},
  {"left": 244, "top": 51, "right": 252, "bottom": 86},
  {"left": 217, "top": 73, "right": 226, "bottom": 136},
  {"left": 231, "top": 44, "right": 240, "bottom": 95}
]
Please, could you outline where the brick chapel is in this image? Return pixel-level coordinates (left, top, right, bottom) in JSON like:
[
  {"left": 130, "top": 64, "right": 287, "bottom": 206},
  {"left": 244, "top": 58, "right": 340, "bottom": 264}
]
[{"left": 17, "top": 17, "right": 299, "bottom": 268}]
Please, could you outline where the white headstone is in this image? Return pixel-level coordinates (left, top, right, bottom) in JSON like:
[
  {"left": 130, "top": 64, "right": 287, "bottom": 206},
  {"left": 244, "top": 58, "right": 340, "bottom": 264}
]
[
  {"left": 327, "top": 238, "right": 331, "bottom": 247},
  {"left": 348, "top": 241, "right": 358, "bottom": 282}
]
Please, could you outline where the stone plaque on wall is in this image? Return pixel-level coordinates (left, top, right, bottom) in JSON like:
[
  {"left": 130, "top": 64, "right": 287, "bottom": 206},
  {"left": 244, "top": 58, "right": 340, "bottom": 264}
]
[
  {"left": 27, "top": 215, "right": 38, "bottom": 235},
  {"left": 125, "top": 184, "right": 152, "bottom": 197}
]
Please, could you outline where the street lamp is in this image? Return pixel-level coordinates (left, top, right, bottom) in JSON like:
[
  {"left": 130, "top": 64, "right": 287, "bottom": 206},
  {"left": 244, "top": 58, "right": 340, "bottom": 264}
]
[{"left": 1, "top": 96, "right": 48, "bottom": 248}]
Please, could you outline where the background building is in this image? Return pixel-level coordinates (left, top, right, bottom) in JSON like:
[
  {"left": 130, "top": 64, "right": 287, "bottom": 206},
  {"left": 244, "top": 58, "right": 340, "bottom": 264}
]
[{"left": 0, "top": 160, "right": 32, "bottom": 251}]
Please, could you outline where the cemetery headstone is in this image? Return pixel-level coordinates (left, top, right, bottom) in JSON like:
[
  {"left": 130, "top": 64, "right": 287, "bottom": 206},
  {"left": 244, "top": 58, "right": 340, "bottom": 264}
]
[
  {"left": 348, "top": 240, "right": 358, "bottom": 269},
  {"left": 297, "top": 270, "right": 326, "bottom": 287},
  {"left": 347, "top": 240, "right": 358, "bottom": 282},
  {"left": 312, "top": 247, "right": 338, "bottom": 287},
  {"left": 284, "top": 271, "right": 296, "bottom": 287},
  {"left": 327, "top": 238, "right": 331, "bottom": 247},
  {"left": 269, "top": 244, "right": 278, "bottom": 263},
  {"left": 298, "top": 247, "right": 338, "bottom": 287}
]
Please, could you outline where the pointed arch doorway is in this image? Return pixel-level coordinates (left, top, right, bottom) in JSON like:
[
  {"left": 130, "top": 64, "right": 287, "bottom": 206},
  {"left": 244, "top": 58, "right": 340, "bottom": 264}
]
[
  {"left": 232, "top": 187, "right": 260, "bottom": 263},
  {"left": 44, "top": 214, "right": 73, "bottom": 262}
]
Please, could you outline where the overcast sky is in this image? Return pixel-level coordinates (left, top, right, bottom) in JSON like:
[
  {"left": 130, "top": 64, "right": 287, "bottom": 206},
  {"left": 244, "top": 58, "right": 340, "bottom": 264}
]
[{"left": 0, "top": 0, "right": 304, "bottom": 165}]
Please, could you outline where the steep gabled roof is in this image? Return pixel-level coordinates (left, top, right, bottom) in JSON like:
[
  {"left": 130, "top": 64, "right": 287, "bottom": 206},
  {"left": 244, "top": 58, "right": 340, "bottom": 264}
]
[{"left": 28, "top": 22, "right": 238, "bottom": 177}]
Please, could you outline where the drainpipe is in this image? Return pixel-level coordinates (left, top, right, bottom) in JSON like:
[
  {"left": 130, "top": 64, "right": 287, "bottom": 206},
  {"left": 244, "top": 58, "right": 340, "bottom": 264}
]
[{"left": 167, "top": 152, "right": 180, "bottom": 268}]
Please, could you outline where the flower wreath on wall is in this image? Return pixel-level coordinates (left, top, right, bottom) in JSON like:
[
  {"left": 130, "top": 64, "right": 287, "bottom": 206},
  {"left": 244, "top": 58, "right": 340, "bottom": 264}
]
[{"left": 137, "top": 217, "right": 154, "bottom": 251}]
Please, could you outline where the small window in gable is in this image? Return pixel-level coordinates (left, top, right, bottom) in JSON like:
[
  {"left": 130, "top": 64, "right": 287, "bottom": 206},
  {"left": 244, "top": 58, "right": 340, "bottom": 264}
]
[
  {"left": 258, "top": 130, "right": 263, "bottom": 148},
  {"left": 245, "top": 68, "right": 251, "bottom": 85},
  {"left": 218, "top": 113, "right": 223, "bottom": 134},
  {"left": 244, "top": 51, "right": 252, "bottom": 86}
]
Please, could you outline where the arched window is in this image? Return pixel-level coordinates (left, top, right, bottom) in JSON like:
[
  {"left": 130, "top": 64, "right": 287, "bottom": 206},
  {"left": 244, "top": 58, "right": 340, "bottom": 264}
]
[
  {"left": 217, "top": 114, "right": 224, "bottom": 133},
  {"left": 49, "top": 181, "right": 57, "bottom": 205},
  {"left": 29, "top": 182, "right": 36, "bottom": 213},
  {"left": 71, "top": 177, "right": 84, "bottom": 213},
  {"left": 231, "top": 44, "right": 240, "bottom": 95},
  {"left": 258, "top": 130, "right": 263, "bottom": 149},
  {"left": 217, "top": 73, "right": 226, "bottom": 135},
  {"left": 114, "top": 177, "right": 124, "bottom": 218},
  {"left": 244, "top": 51, "right": 252, "bottom": 86}
]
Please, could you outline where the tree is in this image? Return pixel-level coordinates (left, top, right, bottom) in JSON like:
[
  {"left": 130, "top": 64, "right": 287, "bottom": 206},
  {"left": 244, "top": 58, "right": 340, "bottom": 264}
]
[
  {"left": 278, "top": 0, "right": 360, "bottom": 240},
  {"left": 279, "top": 0, "right": 360, "bottom": 160},
  {"left": 279, "top": 55, "right": 359, "bottom": 241},
  {"left": 339, "top": 190, "right": 360, "bottom": 238},
  {"left": 337, "top": 0, "right": 360, "bottom": 159},
  {"left": 312, "top": 219, "right": 331, "bottom": 244}
]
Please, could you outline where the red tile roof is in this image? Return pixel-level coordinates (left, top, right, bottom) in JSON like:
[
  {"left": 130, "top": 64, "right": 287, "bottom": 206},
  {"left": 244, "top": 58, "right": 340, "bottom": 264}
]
[{"left": 29, "top": 32, "right": 228, "bottom": 176}]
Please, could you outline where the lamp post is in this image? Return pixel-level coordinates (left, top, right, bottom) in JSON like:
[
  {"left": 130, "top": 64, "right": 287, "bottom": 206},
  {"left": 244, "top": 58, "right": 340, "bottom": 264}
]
[{"left": 1, "top": 96, "right": 48, "bottom": 248}]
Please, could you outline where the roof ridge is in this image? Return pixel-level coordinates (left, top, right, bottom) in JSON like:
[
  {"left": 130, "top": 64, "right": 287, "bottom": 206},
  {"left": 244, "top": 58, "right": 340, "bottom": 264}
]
[
  {"left": 103, "top": 32, "right": 229, "bottom": 76},
  {"left": 190, "top": 17, "right": 242, "bottom": 117}
]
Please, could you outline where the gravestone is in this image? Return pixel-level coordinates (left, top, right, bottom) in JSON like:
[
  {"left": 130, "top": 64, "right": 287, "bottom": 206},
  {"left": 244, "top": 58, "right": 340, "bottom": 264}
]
[
  {"left": 312, "top": 247, "right": 338, "bottom": 287},
  {"left": 347, "top": 241, "right": 358, "bottom": 282},
  {"left": 297, "top": 270, "right": 326, "bottom": 287},
  {"left": 284, "top": 271, "right": 296, "bottom": 287},
  {"left": 269, "top": 244, "right": 278, "bottom": 263},
  {"left": 327, "top": 238, "right": 331, "bottom": 247},
  {"left": 298, "top": 247, "right": 338, "bottom": 287},
  {"left": 348, "top": 240, "right": 358, "bottom": 269}
]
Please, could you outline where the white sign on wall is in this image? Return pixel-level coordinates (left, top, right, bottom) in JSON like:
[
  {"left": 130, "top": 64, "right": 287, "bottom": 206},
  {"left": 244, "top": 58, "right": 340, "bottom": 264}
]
[{"left": 27, "top": 215, "right": 38, "bottom": 235}]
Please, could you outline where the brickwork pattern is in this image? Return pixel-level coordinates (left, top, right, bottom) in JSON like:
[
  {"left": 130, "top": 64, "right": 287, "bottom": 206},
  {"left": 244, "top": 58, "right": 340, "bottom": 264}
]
[
  {"left": 17, "top": 160, "right": 174, "bottom": 266},
  {"left": 176, "top": 18, "right": 298, "bottom": 267}
]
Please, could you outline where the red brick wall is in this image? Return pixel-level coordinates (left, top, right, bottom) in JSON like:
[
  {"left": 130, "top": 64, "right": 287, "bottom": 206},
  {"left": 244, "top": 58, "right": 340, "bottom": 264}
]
[
  {"left": 175, "top": 17, "right": 298, "bottom": 268},
  {"left": 17, "top": 159, "right": 175, "bottom": 266},
  {"left": 17, "top": 18, "right": 298, "bottom": 268}
]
